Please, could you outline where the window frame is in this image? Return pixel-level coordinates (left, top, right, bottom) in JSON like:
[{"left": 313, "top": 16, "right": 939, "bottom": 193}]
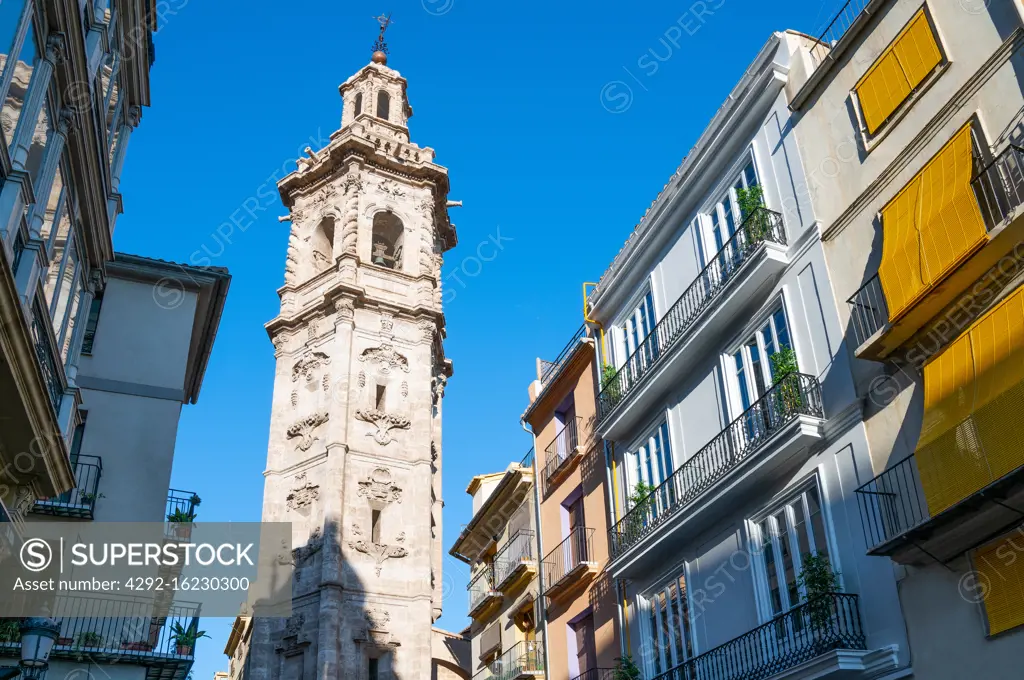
[
  {"left": 623, "top": 418, "right": 674, "bottom": 505},
  {"left": 0, "top": 0, "right": 40, "bottom": 165},
  {"left": 638, "top": 562, "right": 697, "bottom": 678},
  {"left": 610, "top": 285, "right": 657, "bottom": 371},
  {"left": 746, "top": 475, "right": 840, "bottom": 625},
  {"left": 697, "top": 151, "right": 761, "bottom": 268},
  {"left": 724, "top": 298, "right": 795, "bottom": 419}
]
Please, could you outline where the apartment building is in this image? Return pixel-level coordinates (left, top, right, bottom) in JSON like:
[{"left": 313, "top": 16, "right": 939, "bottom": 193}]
[
  {"left": 587, "top": 30, "right": 910, "bottom": 680},
  {"left": 790, "top": 0, "right": 1024, "bottom": 676},
  {"left": 0, "top": 0, "right": 153, "bottom": 534},
  {"left": 450, "top": 454, "right": 543, "bottom": 679},
  {"left": 0, "top": 253, "right": 229, "bottom": 680},
  {"left": 522, "top": 325, "right": 618, "bottom": 680}
]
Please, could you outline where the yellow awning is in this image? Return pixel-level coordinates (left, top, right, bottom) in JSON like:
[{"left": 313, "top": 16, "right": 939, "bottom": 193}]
[
  {"left": 974, "top": 528, "right": 1024, "bottom": 635},
  {"left": 878, "top": 123, "right": 987, "bottom": 321},
  {"left": 916, "top": 285, "right": 1024, "bottom": 516}
]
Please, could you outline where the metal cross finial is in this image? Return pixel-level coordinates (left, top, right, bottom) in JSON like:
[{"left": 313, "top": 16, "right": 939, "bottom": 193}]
[{"left": 372, "top": 13, "right": 393, "bottom": 54}]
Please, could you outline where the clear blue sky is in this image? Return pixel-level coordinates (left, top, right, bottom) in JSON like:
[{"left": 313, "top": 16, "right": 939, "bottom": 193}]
[{"left": 112, "top": 0, "right": 844, "bottom": 676}]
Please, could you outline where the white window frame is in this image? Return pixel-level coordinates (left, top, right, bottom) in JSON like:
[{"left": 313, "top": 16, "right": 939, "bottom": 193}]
[
  {"left": 746, "top": 475, "right": 839, "bottom": 626},
  {"left": 724, "top": 297, "right": 795, "bottom": 420},
  {"left": 638, "top": 561, "right": 697, "bottom": 678},
  {"left": 698, "top": 151, "right": 761, "bottom": 268},
  {"left": 623, "top": 419, "right": 674, "bottom": 506},
  {"left": 610, "top": 284, "right": 657, "bottom": 370}
]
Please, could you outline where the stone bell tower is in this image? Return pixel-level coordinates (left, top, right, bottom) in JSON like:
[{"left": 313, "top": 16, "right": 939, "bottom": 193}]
[{"left": 251, "top": 29, "right": 457, "bottom": 680}]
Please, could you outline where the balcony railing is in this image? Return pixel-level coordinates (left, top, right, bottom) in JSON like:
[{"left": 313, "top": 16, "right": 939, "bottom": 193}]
[
  {"left": 0, "top": 595, "right": 202, "bottom": 663},
  {"left": 847, "top": 145, "right": 1024, "bottom": 346},
  {"left": 166, "top": 489, "right": 200, "bottom": 521},
  {"left": 651, "top": 594, "right": 865, "bottom": 680},
  {"left": 808, "top": 0, "right": 870, "bottom": 70},
  {"left": 10, "top": 229, "right": 25, "bottom": 275},
  {"left": 32, "top": 454, "right": 103, "bottom": 519},
  {"left": 473, "top": 641, "right": 545, "bottom": 679},
  {"left": 612, "top": 373, "right": 824, "bottom": 558},
  {"left": 598, "top": 208, "right": 786, "bottom": 421},
  {"left": 570, "top": 670, "right": 616, "bottom": 680},
  {"left": 495, "top": 530, "right": 535, "bottom": 589},
  {"left": 544, "top": 526, "right": 595, "bottom": 594},
  {"left": 469, "top": 563, "right": 500, "bottom": 615},
  {"left": 855, "top": 454, "right": 929, "bottom": 553},
  {"left": 539, "top": 324, "right": 588, "bottom": 386},
  {"left": 30, "top": 297, "right": 64, "bottom": 415},
  {"left": 543, "top": 416, "right": 581, "bottom": 491}
]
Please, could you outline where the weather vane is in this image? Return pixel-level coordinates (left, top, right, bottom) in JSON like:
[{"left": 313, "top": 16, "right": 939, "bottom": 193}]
[{"left": 372, "top": 13, "right": 393, "bottom": 55}]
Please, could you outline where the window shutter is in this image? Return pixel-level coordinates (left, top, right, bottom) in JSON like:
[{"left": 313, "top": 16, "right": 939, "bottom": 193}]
[{"left": 974, "top": 530, "right": 1024, "bottom": 635}]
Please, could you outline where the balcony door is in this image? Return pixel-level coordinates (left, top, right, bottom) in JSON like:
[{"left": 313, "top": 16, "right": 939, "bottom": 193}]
[
  {"left": 731, "top": 305, "right": 792, "bottom": 441},
  {"left": 616, "top": 290, "right": 658, "bottom": 377},
  {"left": 702, "top": 158, "right": 760, "bottom": 281},
  {"left": 753, "top": 485, "right": 832, "bottom": 650},
  {"left": 643, "top": 572, "right": 695, "bottom": 677},
  {"left": 572, "top": 613, "right": 597, "bottom": 675}
]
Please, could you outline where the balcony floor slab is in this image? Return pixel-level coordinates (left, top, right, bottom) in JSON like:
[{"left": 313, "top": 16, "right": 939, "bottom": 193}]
[{"left": 768, "top": 645, "right": 899, "bottom": 680}]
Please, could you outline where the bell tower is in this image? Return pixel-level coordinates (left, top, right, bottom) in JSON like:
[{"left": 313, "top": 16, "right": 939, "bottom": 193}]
[{"left": 253, "top": 21, "right": 457, "bottom": 679}]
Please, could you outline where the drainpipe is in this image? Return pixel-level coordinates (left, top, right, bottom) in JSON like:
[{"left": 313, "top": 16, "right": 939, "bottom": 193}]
[
  {"left": 521, "top": 418, "right": 550, "bottom": 680},
  {"left": 604, "top": 439, "right": 630, "bottom": 659}
]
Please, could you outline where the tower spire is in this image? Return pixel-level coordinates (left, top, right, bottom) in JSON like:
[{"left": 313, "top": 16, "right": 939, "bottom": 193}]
[{"left": 371, "top": 12, "right": 393, "bottom": 64}]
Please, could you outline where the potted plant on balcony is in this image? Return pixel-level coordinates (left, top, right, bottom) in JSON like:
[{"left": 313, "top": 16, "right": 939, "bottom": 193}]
[
  {"left": 170, "top": 622, "right": 209, "bottom": 656},
  {"left": 75, "top": 632, "right": 104, "bottom": 649},
  {"left": 120, "top": 638, "right": 155, "bottom": 652},
  {"left": 769, "top": 346, "right": 803, "bottom": 414},
  {"left": 79, "top": 492, "right": 105, "bottom": 506},
  {"left": 798, "top": 550, "right": 842, "bottom": 644},
  {"left": 737, "top": 185, "right": 770, "bottom": 244},
  {"left": 612, "top": 655, "right": 641, "bottom": 680},
  {"left": 623, "top": 481, "right": 658, "bottom": 543},
  {"left": 600, "top": 364, "right": 622, "bottom": 408},
  {"left": 167, "top": 508, "right": 198, "bottom": 539},
  {"left": 0, "top": 620, "right": 19, "bottom": 645}
]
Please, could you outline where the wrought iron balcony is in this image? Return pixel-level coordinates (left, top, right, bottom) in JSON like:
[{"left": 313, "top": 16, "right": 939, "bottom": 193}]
[
  {"left": 30, "top": 296, "right": 64, "bottom": 415},
  {"left": 543, "top": 416, "right": 582, "bottom": 493},
  {"left": 539, "top": 324, "right": 588, "bottom": 387},
  {"left": 473, "top": 641, "right": 545, "bottom": 680},
  {"left": 650, "top": 594, "right": 866, "bottom": 680},
  {"left": 598, "top": 208, "right": 786, "bottom": 422},
  {"left": 0, "top": 594, "right": 202, "bottom": 680},
  {"left": 855, "top": 454, "right": 929, "bottom": 556},
  {"left": 468, "top": 563, "right": 502, "bottom": 619},
  {"left": 808, "top": 0, "right": 870, "bottom": 72},
  {"left": 166, "top": 489, "right": 201, "bottom": 540},
  {"left": 32, "top": 454, "right": 103, "bottom": 519},
  {"left": 494, "top": 530, "right": 537, "bottom": 592},
  {"left": 543, "top": 526, "right": 597, "bottom": 601},
  {"left": 611, "top": 373, "right": 823, "bottom": 559},
  {"left": 848, "top": 144, "right": 1024, "bottom": 354},
  {"left": 570, "top": 670, "right": 616, "bottom": 680}
]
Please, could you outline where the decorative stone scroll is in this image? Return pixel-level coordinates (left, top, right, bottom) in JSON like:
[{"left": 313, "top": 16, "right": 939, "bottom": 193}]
[
  {"left": 286, "top": 411, "right": 330, "bottom": 451},
  {"left": 357, "top": 468, "right": 403, "bottom": 504},
  {"left": 359, "top": 344, "right": 409, "bottom": 374},
  {"left": 292, "top": 351, "right": 331, "bottom": 382},
  {"left": 355, "top": 409, "right": 411, "bottom": 446},
  {"left": 348, "top": 526, "right": 408, "bottom": 576}
]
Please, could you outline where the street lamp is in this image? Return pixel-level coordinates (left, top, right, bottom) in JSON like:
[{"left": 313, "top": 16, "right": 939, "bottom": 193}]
[{"left": 18, "top": 618, "right": 60, "bottom": 680}]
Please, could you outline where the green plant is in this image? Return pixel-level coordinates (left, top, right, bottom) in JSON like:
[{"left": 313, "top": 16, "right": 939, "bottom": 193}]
[
  {"left": 167, "top": 508, "right": 197, "bottom": 523},
  {"left": 80, "top": 492, "right": 105, "bottom": 504},
  {"left": 0, "top": 619, "right": 19, "bottom": 643},
  {"left": 189, "top": 494, "right": 202, "bottom": 507},
  {"left": 628, "top": 481, "right": 657, "bottom": 509},
  {"left": 798, "top": 551, "right": 841, "bottom": 628},
  {"left": 736, "top": 185, "right": 770, "bottom": 242},
  {"left": 600, "top": 364, "right": 622, "bottom": 406},
  {"left": 75, "top": 632, "right": 104, "bottom": 647},
  {"left": 612, "top": 655, "right": 642, "bottom": 680},
  {"left": 769, "top": 346, "right": 803, "bottom": 412},
  {"left": 170, "top": 622, "right": 209, "bottom": 647}
]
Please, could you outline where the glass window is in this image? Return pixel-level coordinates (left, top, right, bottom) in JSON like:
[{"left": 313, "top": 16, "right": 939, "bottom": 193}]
[
  {"left": 80, "top": 292, "right": 102, "bottom": 355},
  {"left": 39, "top": 166, "right": 65, "bottom": 248},
  {"left": 44, "top": 205, "right": 73, "bottom": 308},
  {"left": 617, "top": 290, "right": 658, "bottom": 369},
  {"left": 732, "top": 301, "right": 793, "bottom": 412},
  {"left": 703, "top": 155, "right": 761, "bottom": 263},
  {"left": 754, "top": 484, "right": 832, "bottom": 618},
  {"left": 642, "top": 569, "right": 694, "bottom": 677},
  {"left": 50, "top": 235, "right": 78, "bottom": 335},
  {"left": 0, "top": 0, "right": 31, "bottom": 150},
  {"left": 627, "top": 421, "right": 673, "bottom": 501},
  {"left": 1, "top": 12, "right": 37, "bottom": 157}
]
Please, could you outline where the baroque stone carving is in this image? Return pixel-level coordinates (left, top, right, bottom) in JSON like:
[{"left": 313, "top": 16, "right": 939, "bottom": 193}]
[
  {"left": 419, "top": 320, "right": 436, "bottom": 343},
  {"left": 287, "top": 411, "right": 329, "bottom": 451},
  {"left": 366, "top": 608, "right": 390, "bottom": 631},
  {"left": 358, "top": 371, "right": 366, "bottom": 388},
  {"left": 359, "top": 344, "right": 409, "bottom": 374},
  {"left": 342, "top": 172, "right": 363, "bottom": 255},
  {"left": 380, "top": 314, "right": 394, "bottom": 338},
  {"left": 331, "top": 297, "right": 355, "bottom": 321},
  {"left": 401, "top": 381, "right": 408, "bottom": 398},
  {"left": 349, "top": 526, "right": 408, "bottom": 576},
  {"left": 293, "top": 526, "right": 323, "bottom": 565},
  {"left": 309, "top": 184, "right": 337, "bottom": 214},
  {"left": 292, "top": 352, "right": 331, "bottom": 382},
  {"left": 378, "top": 178, "right": 406, "bottom": 199},
  {"left": 355, "top": 409, "right": 411, "bottom": 446},
  {"left": 357, "top": 468, "right": 403, "bottom": 505},
  {"left": 286, "top": 483, "right": 320, "bottom": 510}
]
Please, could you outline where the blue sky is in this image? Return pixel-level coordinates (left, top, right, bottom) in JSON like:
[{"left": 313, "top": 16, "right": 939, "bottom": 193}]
[{"left": 112, "top": 0, "right": 845, "bottom": 675}]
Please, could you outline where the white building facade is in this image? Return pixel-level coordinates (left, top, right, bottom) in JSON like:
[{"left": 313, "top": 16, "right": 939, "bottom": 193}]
[{"left": 588, "top": 32, "right": 909, "bottom": 680}]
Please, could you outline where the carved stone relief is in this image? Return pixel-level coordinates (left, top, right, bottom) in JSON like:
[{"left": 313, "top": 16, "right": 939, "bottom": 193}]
[
  {"left": 357, "top": 468, "right": 403, "bottom": 505},
  {"left": 355, "top": 409, "right": 411, "bottom": 446},
  {"left": 292, "top": 352, "right": 331, "bottom": 383},
  {"left": 286, "top": 482, "right": 320, "bottom": 511},
  {"left": 348, "top": 525, "right": 408, "bottom": 576},
  {"left": 358, "top": 344, "right": 409, "bottom": 374},
  {"left": 287, "top": 411, "right": 330, "bottom": 451},
  {"left": 378, "top": 178, "right": 406, "bottom": 199}
]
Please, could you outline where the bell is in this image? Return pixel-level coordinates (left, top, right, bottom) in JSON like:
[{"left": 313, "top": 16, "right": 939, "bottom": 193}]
[{"left": 372, "top": 242, "right": 388, "bottom": 266}]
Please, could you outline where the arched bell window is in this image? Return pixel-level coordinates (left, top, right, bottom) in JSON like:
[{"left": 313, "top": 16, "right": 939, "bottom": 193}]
[
  {"left": 377, "top": 90, "right": 391, "bottom": 121},
  {"left": 311, "top": 218, "right": 335, "bottom": 273},
  {"left": 371, "top": 212, "right": 404, "bottom": 270},
  {"left": 354, "top": 92, "right": 363, "bottom": 117}
]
